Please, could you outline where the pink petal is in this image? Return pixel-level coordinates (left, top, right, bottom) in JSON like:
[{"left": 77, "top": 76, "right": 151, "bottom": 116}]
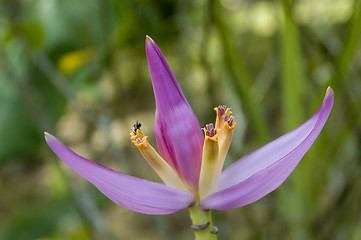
[
  {"left": 146, "top": 36, "right": 204, "bottom": 189},
  {"left": 45, "top": 133, "right": 194, "bottom": 215},
  {"left": 201, "top": 88, "right": 334, "bottom": 210}
]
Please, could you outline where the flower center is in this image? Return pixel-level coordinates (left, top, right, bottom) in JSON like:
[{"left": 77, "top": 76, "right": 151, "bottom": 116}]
[
  {"left": 205, "top": 123, "right": 216, "bottom": 137},
  {"left": 224, "top": 114, "right": 234, "bottom": 127},
  {"left": 135, "top": 138, "right": 143, "bottom": 144},
  {"left": 217, "top": 105, "right": 227, "bottom": 119}
]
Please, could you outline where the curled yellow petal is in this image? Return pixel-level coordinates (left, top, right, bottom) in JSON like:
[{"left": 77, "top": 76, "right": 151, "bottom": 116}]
[
  {"left": 214, "top": 105, "right": 231, "bottom": 130},
  {"left": 214, "top": 106, "right": 236, "bottom": 166},
  {"left": 199, "top": 125, "right": 219, "bottom": 200},
  {"left": 218, "top": 118, "right": 236, "bottom": 169},
  {"left": 130, "top": 128, "right": 187, "bottom": 191}
]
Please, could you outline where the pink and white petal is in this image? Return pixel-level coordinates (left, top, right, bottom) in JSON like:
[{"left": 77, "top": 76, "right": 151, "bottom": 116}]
[
  {"left": 146, "top": 36, "right": 204, "bottom": 189},
  {"left": 201, "top": 87, "right": 333, "bottom": 210},
  {"left": 45, "top": 133, "right": 194, "bottom": 215}
]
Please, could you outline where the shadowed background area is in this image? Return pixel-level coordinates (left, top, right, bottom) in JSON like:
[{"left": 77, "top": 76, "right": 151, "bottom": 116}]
[{"left": 0, "top": 0, "right": 360, "bottom": 239}]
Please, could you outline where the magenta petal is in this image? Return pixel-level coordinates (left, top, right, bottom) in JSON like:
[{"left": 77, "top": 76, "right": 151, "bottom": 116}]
[
  {"left": 201, "top": 88, "right": 334, "bottom": 210},
  {"left": 45, "top": 133, "right": 194, "bottom": 215},
  {"left": 146, "top": 36, "right": 204, "bottom": 189}
]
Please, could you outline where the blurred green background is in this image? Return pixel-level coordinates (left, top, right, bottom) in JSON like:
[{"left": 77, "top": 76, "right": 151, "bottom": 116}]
[{"left": 0, "top": 0, "right": 360, "bottom": 239}]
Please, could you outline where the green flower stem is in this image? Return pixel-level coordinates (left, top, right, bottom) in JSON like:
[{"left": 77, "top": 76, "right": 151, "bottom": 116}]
[{"left": 188, "top": 204, "right": 218, "bottom": 240}]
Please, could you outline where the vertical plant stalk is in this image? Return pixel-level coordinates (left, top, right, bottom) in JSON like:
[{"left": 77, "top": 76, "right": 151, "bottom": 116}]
[
  {"left": 279, "top": 2, "right": 312, "bottom": 240},
  {"left": 189, "top": 204, "right": 218, "bottom": 240},
  {"left": 211, "top": 0, "right": 270, "bottom": 144},
  {"left": 336, "top": 1, "right": 361, "bottom": 82},
  {"left": 280, "top": 0, "right": 303, "bottom": 130}
]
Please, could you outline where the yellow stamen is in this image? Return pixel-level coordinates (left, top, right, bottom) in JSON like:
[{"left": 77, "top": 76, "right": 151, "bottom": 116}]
[
  {"left": 199, "top": 128, "right": 219, "bottom": 200},
  {"left": 130, "top": 128, "right": 188, "bottom": 191},
  {"left": 198, "top": 106, "right": 236, "bottom": 200}
]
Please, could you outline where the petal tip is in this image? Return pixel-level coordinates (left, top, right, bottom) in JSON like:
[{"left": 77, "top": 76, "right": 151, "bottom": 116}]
[
  {"left": 44, "top": 132, "right": 51, "bottom": 140},
  {"left": 326, "top": 86, "right": 334, "bottom": 98},
  {"left": 44, "top": 132, "right": 58, "bottom": 146},
  {"left": 145, "top": 35, "right": 155, "bottom": 47},
  {"left": 324, "top": 87, "right": 334, "bottom": 108}
]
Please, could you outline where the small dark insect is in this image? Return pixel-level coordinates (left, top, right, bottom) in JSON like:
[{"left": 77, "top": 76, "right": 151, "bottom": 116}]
[{"left": 133, "top": 121, "right": 142, "bottom": 134}]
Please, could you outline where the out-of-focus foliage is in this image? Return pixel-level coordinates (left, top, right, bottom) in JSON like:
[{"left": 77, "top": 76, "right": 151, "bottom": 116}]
[{"left": 0, "top": 0, "right": 360, "bottom": 239}]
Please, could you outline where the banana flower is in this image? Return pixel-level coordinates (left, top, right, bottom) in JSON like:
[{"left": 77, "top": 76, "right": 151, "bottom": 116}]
[{"left": 45, "top": 36, "right": 333, "bottom": 239}]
